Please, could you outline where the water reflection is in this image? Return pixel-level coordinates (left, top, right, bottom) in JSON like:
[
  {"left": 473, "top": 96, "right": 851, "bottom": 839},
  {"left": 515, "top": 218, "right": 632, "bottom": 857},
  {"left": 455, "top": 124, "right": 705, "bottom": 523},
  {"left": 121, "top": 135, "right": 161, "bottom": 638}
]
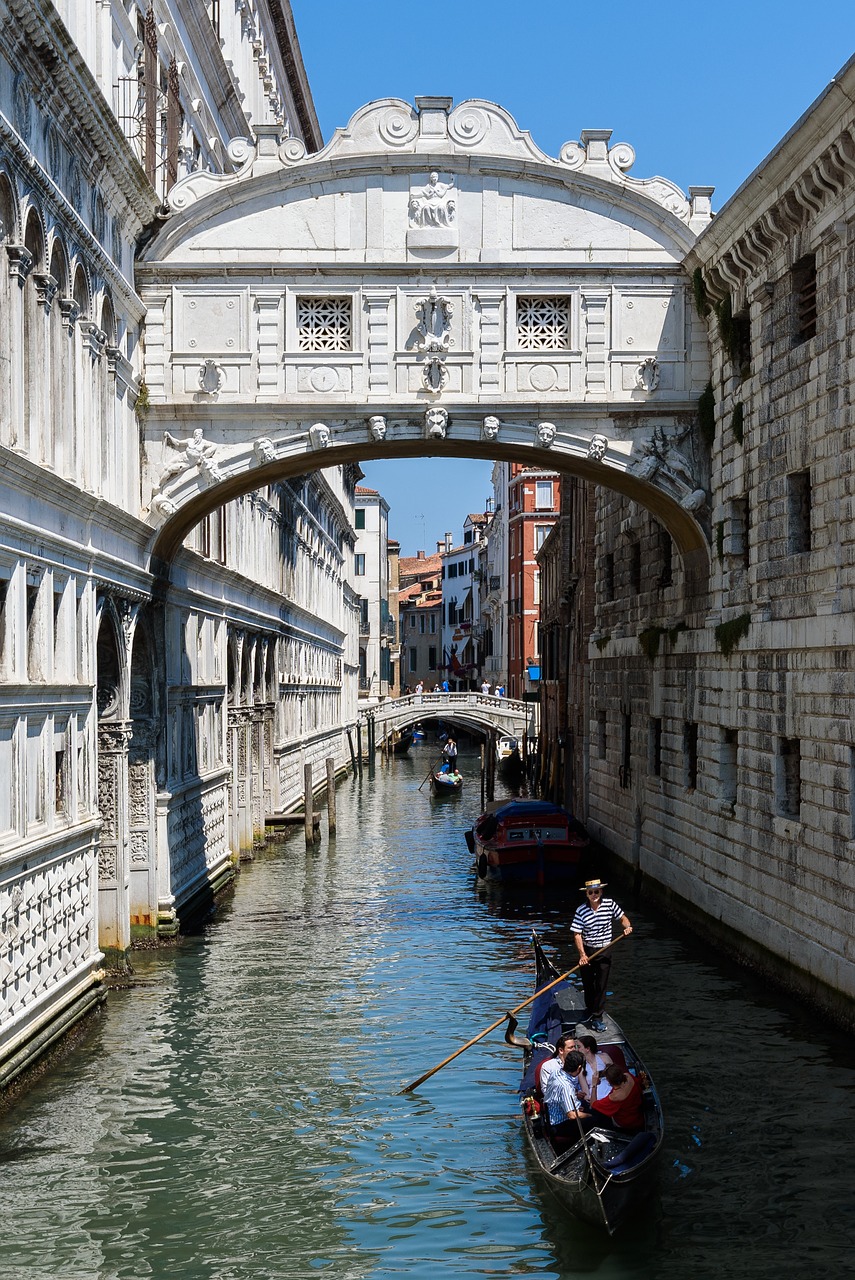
[{"left": 0, "top": 744, "right": 853, "bottom": 1278}]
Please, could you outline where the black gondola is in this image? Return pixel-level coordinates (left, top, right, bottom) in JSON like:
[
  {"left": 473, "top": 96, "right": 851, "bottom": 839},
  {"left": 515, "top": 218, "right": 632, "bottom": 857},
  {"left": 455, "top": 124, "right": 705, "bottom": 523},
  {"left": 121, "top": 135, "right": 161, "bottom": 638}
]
[
  {"left": 429, "top": 768, "right": 463, "bottom": 795},
  {"left": 508, "top": 933, "right": 663, "bottom": 1235}
]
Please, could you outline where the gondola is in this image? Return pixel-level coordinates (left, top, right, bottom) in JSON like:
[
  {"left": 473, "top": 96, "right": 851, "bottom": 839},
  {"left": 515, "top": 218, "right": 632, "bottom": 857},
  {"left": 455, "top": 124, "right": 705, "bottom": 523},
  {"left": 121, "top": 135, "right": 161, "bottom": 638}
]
[
  {"left": 390, "top": 727, "right": 415, "bottom": 755},
  {"left": 508, "top": 933, "right": 663, "bottom": 1235},
  {"left": 465, "top": 799, "right": 588, "bottom": 885},
  {"left": 496, "top": 735, "right": 524, "bottom": 781},
  {"left": 429, "top": 768, "right": 463, "bottom": 795}
]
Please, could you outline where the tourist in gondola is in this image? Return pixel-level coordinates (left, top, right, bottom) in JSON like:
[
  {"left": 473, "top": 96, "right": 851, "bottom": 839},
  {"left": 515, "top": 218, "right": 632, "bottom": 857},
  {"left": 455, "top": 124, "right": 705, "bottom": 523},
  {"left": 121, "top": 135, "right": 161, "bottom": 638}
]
[
  {"left": 542, "top": 1051, "right": 596, "bottom": 1148},
  {"left": 573, "top": 1035, "right": 614, "bottom": 1101},
  {"left": 571, "top": 879, "right": 633, "bottom": 1033},
  {"left": 590, "top": 1064, "right": 645, "bottom": 1133},
  {"left": 536, "top": 1034, "right": 575, "bottom": 1100}
]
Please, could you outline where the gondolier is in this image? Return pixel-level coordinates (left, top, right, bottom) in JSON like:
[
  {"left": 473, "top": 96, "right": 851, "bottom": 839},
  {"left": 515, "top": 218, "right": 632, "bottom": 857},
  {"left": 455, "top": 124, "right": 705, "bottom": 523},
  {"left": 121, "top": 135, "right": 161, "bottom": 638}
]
[{"left": 572, "top": 879, "right": 632, "bottom": 1033}]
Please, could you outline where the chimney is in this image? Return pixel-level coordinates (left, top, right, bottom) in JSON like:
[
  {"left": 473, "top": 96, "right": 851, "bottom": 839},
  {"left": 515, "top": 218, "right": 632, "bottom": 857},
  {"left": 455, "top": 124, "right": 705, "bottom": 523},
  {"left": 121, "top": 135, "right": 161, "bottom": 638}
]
[
  {"left": 445, "top": 531, "right": 453, "bottom": 552},
  {"left": 437, "top": 540, "right": 444, "bottom": 554},
  {"left": 417, "top": 550, "right": 425, "bottom": 559}
]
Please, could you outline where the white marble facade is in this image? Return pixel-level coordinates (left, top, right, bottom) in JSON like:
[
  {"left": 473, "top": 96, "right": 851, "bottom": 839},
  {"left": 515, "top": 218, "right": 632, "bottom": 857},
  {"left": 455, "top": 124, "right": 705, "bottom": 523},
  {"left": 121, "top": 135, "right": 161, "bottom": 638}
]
[{"left": 0, "top": 0, "right": 355, "bottom": 1088}]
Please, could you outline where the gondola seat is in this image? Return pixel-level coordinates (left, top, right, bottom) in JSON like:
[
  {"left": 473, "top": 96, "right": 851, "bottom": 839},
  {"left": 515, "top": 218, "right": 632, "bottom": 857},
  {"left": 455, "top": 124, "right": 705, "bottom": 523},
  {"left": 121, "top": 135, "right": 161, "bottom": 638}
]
[{"left": 599, "top": 1130, "right": 656, "bottom": 1173}]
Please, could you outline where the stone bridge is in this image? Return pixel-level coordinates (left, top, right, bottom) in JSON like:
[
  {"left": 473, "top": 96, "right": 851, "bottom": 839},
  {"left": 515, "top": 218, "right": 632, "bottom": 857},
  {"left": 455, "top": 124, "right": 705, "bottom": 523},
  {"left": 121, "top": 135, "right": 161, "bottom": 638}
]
[
  {"left": 136, "top": 95, "right": 714, "bottom": 586},
  {"left": 358, "top": 691, "right": 533, "bottom": 742}
]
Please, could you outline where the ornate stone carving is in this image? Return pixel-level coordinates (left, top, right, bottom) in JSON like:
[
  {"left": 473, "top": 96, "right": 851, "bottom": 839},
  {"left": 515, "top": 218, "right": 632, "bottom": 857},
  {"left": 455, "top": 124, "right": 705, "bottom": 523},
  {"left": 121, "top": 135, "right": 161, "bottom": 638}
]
[
  {"left": 536, "top": 421, "right": 556, "bottom": 448},
  {"left": 308, "top": 422, "right": 331, "bottom": 450},
  {"left": 6, "top": 244, "right": 33, "bottom": 285},
  {"left": 150, "top": 492, "right": 177, "bottom": 520},
  {"left": 160, "top": 429, "right": 221, "bottom": 486},
  {"left": 198, "top": 358, "right": 224, "bottom": 395},
  {"left": 409, "top": 173, "right": 456, "bottom": 229},
  {"left": 253, "top": 436, "right": 277, "bottom": 463},
  {"left": 415, "top": 285, "right": 453, "bottom": 394},
  {"left": 58, "top": 297, "right": 80, "bottom": 330},
  {"left": 630, "top": 425, "right": 705, "bottom": 508},
  {"left": 635, "top": 357, "right": 660, "bottom": 392},
  {"left": 33, "top": 272, "right": 59, "bottom": 312},
  {"left": 481, "top": 415, "right": 500, "bottom": 441},
  {"left": 424, "top": 406, "right": 448, "bottom": 440},
  {"left": 587, "top": 434, "right": 609, "bottom": 462},
  {"left": 368, "top": 415, "right": 387, "bottom": 442}
]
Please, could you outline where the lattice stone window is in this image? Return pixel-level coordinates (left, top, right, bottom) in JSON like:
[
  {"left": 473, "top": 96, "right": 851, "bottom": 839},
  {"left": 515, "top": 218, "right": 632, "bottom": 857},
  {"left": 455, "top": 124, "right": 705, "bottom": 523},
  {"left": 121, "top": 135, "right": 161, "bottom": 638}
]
[
  {"left": 516, "top": 296, "right": 572, "bottom": 350},
  {"left": 296, "top": 297, "right": 353, "bottom": 351}
]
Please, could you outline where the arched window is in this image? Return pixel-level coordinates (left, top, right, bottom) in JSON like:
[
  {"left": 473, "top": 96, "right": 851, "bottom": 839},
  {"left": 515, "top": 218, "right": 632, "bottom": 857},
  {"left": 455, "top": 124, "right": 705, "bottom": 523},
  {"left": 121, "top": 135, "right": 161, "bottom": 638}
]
[
  {"left": 48, "top": 239, "right": 70, "bottom": 472},
  {"left": 22, "top": 208, "right": 45, "bottom": 454}
]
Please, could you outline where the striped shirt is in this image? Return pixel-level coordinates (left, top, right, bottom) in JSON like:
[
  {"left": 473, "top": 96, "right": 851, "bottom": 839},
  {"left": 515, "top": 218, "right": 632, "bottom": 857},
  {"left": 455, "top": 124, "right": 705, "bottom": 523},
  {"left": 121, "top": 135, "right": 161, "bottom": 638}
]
[
  {"left": 543, "top": 1066, "right": 584, "bottom": 1126},
  {"left": 571, "top": 898, "right": 624, "bottom": 950}
]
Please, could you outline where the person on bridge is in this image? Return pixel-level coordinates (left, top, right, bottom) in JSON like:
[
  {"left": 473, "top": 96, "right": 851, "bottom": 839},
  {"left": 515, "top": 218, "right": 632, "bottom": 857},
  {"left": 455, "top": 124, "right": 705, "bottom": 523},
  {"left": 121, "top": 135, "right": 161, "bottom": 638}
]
[
  {"left": 441, "top": 678, "right": 449, "bottom": 693},
  {"left": 480, "top": 678, "right": 491, "bottom": 695},
  {"left": 571, "top": 879, "right": 632, "bottom": 1034}
]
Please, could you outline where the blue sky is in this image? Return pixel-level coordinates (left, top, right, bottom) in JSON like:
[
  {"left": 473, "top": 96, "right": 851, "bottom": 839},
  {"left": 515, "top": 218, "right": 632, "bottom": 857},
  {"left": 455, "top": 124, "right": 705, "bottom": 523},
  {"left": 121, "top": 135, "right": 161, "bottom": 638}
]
[{"left": 292, "top": 1, "right": 855, "bottom": 554}]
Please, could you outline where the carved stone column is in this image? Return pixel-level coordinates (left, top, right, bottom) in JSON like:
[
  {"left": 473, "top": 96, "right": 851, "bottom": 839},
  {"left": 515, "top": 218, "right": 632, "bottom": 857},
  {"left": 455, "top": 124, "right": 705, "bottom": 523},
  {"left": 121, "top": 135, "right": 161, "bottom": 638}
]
[{"left": 96, "top": 720, "right": 132, "bottom": 963}]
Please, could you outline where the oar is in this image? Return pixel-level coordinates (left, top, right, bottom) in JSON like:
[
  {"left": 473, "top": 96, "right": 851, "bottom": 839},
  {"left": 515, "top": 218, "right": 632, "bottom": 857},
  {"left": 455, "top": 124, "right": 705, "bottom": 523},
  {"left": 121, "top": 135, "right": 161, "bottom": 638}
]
[
  {"left": 417, "top": 757, "right": 444, "bottom": 791},
  {"left": 400, "top": 933, "right": 626, "bottom": 1093}
]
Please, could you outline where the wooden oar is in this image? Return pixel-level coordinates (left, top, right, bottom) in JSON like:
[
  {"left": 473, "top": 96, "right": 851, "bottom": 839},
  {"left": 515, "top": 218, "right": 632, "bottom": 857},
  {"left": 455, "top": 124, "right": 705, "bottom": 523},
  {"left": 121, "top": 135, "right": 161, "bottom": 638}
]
[
  {"left": 400, "top": 933, "right": 626, "bottom": 1093},
  {"left": 417, "top": 757, "right": 444, "bottom": 791}
]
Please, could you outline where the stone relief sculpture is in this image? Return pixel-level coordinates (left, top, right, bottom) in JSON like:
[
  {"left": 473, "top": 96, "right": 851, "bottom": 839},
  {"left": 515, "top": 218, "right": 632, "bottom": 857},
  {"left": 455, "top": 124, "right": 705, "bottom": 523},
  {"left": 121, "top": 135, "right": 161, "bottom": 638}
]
[
  {"left": 161, "top": 429, "right": 222, "bottom": 486},
  {"left": 309, "top": 422, "right": 332, "bottom": 450},
  {"left": 198, "top": 359, "right": 224, "bottom": 395},
  {"left": 253, "top": 437, "right": 277, "bottom": 463},
  {"left": 368, "top": 415, "right": 387, "bottom": 441},
  {"left": 415, "top": 285, "right": 454, "bottom": 394},
  {"left": 536, "top": 421, "right": 556, "bottom": 448},
  {"left": 587, "top": 434, "right": 609, "bottom": 462},
  {"left": 482, "top": 415, "right": 500, "bottom": 441},
  {"left": 408, "top": 172, "right": 456, "bottom": 228},
  {"left": 630, "top": 424, "right": 705, "bottom": 509},
  {"left": 424, "top": 406, "right": 448, "bottom": 440},
  {"left": 635, "top": 357, "right": 660, "bottom": 392}
]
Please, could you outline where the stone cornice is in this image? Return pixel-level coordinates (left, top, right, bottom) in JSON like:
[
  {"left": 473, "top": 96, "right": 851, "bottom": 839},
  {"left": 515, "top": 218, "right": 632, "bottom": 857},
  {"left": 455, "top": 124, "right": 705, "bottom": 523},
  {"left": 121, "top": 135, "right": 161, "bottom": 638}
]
[
  {"left": 688, "top": 54, "right": 855, "bottom": 294},
  {"left": 3, "top": 0, "right": 159, "bottom": 230},
  {"left": 259, "top": 0, "right": 323, "bottom": 151}
]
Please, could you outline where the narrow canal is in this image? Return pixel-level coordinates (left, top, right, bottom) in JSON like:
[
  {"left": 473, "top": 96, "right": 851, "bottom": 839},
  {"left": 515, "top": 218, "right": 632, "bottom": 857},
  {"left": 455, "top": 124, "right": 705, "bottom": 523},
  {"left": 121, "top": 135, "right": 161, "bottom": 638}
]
[{"left": 2, "top": 744, "right": 854, "bottom": 1280}]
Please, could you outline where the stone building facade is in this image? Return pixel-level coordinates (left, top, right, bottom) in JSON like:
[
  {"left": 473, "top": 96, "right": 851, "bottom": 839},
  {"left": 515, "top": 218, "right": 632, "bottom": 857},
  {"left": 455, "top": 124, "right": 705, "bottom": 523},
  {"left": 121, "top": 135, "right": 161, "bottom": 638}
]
[
  {"left": 554, "top": 56, "right": 855, "bottom": 1023},
  {"left": 0, "top": 0, "right": 360, "bottom": 1089}
]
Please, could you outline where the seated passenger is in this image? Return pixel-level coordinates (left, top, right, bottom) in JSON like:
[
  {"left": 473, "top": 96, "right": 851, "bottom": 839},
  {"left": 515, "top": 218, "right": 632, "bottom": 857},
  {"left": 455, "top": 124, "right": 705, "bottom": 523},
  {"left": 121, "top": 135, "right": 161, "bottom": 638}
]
[
  {"left": 573, "top": 1035, "right": 613, "bottom": 1102},
  {"left": 536, "top": 1035, "right": 573, "bottom": 1100},
  {"left": 590, "top": 1063, "right": 645, "bottom": 1133},
  {"left": 543, "top": 1050, "right": 596, "bottom": 1148}
]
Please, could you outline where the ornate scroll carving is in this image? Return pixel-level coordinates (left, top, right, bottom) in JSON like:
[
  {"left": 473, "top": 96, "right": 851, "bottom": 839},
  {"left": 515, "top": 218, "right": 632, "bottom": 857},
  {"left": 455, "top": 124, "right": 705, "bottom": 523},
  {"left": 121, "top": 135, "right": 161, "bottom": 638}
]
[{"left": 415, "top": 285, "right": 453, "bottom": 394}]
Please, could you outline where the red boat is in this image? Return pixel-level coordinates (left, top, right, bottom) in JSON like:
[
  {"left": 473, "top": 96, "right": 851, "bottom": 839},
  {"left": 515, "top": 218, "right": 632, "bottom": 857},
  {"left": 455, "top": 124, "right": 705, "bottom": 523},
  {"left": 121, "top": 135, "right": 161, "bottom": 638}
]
[{"left": 465, "top": 799, "right": 589, "bottom": 885}]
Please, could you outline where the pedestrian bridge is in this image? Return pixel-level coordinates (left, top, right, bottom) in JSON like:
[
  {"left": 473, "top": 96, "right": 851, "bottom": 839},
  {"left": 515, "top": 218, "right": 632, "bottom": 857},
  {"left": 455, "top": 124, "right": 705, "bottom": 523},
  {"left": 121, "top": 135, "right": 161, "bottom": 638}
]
[{"left": 358, "top": 691, "right": 533, "bottom": 741}]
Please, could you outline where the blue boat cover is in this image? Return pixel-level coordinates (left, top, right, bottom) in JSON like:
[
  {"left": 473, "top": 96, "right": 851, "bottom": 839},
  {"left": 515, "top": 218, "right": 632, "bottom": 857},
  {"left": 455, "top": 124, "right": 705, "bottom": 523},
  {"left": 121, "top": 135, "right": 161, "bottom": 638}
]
[{"left": 600, "top": 1130, "right": 656, "bottom": 1173}]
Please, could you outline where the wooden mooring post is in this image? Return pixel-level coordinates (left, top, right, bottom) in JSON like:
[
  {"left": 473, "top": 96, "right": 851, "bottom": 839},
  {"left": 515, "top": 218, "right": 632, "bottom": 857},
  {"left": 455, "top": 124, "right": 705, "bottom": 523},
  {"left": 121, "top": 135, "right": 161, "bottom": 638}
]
[
  {"left": 346, "top": 726, "right": 358, "bottom": 775},
  {"left": 480, "top": 743, "right": 486, "bottom": 809},
  {"left": 304, "top": 762, "right": 314, "bottom": 846},
  {"left": 356, "top": 722, "right": 363, "bottom": 774},
  {"left": 326, "top": 756, "right": 336, "bottom": 835}
]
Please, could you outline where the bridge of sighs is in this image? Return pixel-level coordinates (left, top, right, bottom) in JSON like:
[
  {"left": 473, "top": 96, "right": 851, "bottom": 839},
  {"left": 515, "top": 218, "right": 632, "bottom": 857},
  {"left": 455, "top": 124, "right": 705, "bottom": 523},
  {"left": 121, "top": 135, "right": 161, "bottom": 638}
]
[{"left": 136, "top": 95, "right": 715, "bottom": 584}]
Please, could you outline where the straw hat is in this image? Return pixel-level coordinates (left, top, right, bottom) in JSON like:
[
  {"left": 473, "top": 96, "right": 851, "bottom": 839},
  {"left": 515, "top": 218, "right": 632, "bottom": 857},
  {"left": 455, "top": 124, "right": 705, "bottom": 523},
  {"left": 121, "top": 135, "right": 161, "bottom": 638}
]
[{"left": 581, "top": 878, "right": 608, "bottom": 891}]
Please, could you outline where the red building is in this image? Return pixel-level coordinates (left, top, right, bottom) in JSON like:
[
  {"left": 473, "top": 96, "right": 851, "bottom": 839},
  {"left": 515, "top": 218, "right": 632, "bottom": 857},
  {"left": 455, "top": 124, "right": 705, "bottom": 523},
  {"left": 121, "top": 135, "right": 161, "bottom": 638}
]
[{"left": 507, "top": 465, "right": 560, "bottom": 700}]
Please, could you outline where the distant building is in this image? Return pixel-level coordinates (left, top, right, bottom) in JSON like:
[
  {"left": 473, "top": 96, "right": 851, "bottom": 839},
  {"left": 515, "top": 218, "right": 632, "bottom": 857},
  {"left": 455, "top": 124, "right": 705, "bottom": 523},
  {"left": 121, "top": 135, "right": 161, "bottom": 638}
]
[
  {"left": 354, "top": 486, "right": 392, "bottom": 699},
  {"left": 507, "top": 464, "right": 560, "bottom": 699},
  {"left": 398, "top": 550, "right": 443, "bottom": 691},
  {"left": 441, "top": 514, "right": 489, "bottom": 690}
]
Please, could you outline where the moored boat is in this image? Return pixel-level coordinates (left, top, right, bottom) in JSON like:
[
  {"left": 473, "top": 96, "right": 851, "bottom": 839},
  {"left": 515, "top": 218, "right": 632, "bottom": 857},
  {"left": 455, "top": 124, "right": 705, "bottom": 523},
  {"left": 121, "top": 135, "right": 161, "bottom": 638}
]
[
  {"left": 496, "top": 735, "right": 524, "bottom": 781},
  {"left": 465, "top": 799, "right": 588, "bottom": 885},
  {"left": 429, "top": 768, "right": 463, "bottom": 795},
  {"left": 509, "top": 933, "right": 663, "bottom": 1235},
  {"left": 390, "top": 727, "right": 415, "bottom": 755}
]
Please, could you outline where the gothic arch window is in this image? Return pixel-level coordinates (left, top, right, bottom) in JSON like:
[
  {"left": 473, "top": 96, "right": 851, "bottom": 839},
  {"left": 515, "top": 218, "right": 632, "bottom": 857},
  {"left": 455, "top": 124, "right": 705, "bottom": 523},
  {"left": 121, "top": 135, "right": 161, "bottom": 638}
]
[
  {"left": 95, "top": 611, "right": 123, "bottom": 720},
  {"left": 48, "top": 239, "right": 70, "bottom": 473},
  {"left": 23, "top": 208, "right": 45, "bottom": 453},
  {"left": 72, "top": 262, "right": 90, "bottom": 318},
  {"left": 0, "top": 174, "right": 19, "bottom": 447}
]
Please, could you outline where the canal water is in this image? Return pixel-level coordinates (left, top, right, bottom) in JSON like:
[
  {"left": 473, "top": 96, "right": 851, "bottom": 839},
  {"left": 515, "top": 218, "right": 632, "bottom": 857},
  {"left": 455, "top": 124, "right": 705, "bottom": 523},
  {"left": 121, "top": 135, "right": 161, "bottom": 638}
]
[{"left": 1, "top": 744, "right": 854, "bottom": 1280}]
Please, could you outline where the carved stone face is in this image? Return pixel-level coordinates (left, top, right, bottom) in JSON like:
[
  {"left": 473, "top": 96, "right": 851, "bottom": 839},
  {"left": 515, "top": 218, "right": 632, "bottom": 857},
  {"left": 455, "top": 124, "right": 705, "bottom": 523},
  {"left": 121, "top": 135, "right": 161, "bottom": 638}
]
[
  {"left": 309, "top": 422, "right": 331, "bottom": 450},
  {"left": 253, "top": 436, "right": 276, "bottom": 463},
  {"left": 536, "top": 421, "right": 556, "bottom": 447},
  {"left": 368, "top": 415, "right": 387, "bottom": 441},
  {"left": 482, "top": 415, "right": 500, "bottom": 441},
  {"left": 587, "top": 434, "right": 608, "bottom": 462},
  {"left": 425, "top": 407, "right": 448, "bottom": 439}
]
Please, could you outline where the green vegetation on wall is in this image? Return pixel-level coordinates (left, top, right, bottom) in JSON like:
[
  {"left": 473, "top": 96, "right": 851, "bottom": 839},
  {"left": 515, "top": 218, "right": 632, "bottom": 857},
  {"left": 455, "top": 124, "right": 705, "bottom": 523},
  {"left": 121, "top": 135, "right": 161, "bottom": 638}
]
[
  {"left": 730, "top": 402, "right": 745, "bottom": 445},
  {"left": 692, "top": 267, "right": 710, "bottom": 318},
  {"left": 699, "top": 381, "right": 716, "bottom": 447},
  {"left": 714, "top": 611, "right": 751, "bottom": 658}
]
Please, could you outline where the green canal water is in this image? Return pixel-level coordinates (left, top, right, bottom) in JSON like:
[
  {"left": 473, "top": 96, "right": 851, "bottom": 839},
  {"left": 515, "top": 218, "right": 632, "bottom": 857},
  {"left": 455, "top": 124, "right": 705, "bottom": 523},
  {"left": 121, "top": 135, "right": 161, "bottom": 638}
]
[{"left": 1, "top": 745, "right": 853, "bottom": 1279}]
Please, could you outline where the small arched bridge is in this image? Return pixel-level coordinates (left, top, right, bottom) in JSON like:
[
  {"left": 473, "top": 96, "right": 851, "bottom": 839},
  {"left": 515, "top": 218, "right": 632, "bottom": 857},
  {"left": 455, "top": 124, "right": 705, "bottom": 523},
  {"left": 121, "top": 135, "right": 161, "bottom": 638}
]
[{"left": 358, "top": 691, "right": 532, "bottom": 741}]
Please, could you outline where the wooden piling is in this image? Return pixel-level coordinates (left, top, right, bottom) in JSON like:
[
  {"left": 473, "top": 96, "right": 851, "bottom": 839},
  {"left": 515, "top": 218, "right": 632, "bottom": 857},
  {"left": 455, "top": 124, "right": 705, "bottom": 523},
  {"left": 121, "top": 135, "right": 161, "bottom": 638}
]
[
  {"left": 356, "top": 722, "right": 363, "bottom": 774},
  {"left": 326, "top": 756, "right": 336, "bottom": 834},
  {"left": 346, "top": 727, "right": 358, "bottom": 774},
  {"left": 480, "top": 743, "right": 486, "bottom": 809},
  {"left": 304, "top": 763, "right": 314, "bottom": 846}
]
